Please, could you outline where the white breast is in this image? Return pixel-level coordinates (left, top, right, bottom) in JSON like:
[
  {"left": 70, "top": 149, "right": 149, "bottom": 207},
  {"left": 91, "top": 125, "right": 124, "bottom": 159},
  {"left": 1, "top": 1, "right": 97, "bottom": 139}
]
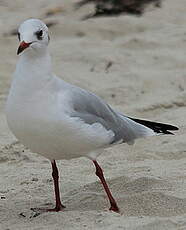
[{"left": 6, "top": 84, "right": 114, "bottom": 160}]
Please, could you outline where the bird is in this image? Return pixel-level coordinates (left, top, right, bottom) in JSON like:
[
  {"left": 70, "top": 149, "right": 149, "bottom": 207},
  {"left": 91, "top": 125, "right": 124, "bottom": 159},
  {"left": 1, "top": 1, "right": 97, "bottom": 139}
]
[
  {"left": 6, "top": 19, "right": 178, "bottom": 213},
  {"left": 75, "top": 0, "right": 162, "bottom": 19}
]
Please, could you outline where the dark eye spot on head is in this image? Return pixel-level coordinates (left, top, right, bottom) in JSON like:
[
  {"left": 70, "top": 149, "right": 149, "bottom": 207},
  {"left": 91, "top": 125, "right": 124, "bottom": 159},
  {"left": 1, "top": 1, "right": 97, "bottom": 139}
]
[
  {"left": 35, "top": 30, "right": 43, "bottom": 40},
  {"left": 18, "top": 32, "right": 20, "bottom": 41}
]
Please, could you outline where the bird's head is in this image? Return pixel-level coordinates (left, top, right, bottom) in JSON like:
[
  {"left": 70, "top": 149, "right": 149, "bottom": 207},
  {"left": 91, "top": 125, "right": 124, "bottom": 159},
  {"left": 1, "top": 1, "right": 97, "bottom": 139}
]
[{"left": 17, "top": 19, "right": 50, "bottom": 55}]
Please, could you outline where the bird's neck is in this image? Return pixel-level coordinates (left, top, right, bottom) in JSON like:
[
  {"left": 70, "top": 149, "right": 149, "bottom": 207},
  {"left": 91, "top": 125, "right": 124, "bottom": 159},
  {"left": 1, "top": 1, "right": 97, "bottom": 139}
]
[
  {"left": 14, "top": 49, "right": 53, "bottom": 92},
  {"left": 18, "top": 49, "right": 52, "bottom": 77}
]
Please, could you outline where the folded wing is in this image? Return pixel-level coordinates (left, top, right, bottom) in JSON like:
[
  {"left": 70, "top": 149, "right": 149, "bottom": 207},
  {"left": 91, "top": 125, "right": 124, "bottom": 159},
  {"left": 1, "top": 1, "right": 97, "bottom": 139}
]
[{"left": 68, "top": 86, "right": 178, "bottom": 146}]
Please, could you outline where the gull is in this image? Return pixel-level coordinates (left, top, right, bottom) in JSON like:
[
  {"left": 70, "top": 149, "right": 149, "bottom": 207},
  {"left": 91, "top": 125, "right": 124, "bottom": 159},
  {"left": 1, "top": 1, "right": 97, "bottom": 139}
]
[{"left": 6, "top": 19, "right": 178, "bottom": 213}]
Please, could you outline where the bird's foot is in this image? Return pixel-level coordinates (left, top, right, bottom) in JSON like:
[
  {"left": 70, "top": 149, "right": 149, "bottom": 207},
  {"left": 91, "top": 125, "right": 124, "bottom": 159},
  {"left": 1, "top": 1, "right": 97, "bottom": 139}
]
[
  {"left": 31, "top": 203, "right": 65, "bottom": 213},
  {"left": 47, "top": 204, "right": 66, "bottom": 212},
  {"left": 109, "top": 204, "right": 120, "bottom": 213}
]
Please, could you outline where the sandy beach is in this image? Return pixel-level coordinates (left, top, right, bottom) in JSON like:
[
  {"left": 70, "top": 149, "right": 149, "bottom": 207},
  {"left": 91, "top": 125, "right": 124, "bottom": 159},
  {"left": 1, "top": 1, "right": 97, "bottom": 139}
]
[{"left": 0, "top": 0, "right": 186, "bottom": 229}]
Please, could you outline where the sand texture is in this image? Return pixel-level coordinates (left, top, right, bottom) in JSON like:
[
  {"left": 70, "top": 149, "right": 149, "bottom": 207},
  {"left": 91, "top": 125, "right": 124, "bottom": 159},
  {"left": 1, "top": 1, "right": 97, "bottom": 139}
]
[{"left": 0, "top": 0, "right": 186, "bottom": 229}]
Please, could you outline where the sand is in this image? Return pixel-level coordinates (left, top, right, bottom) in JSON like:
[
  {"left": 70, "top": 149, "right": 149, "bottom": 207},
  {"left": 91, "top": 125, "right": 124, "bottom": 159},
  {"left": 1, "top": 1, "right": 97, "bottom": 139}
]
[{"left": 0, "top": 0, "right": 186, "bottom": 229}]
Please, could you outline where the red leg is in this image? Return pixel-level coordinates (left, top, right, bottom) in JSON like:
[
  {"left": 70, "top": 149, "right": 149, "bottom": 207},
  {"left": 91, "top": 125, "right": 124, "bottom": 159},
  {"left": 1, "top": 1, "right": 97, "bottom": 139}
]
[
  {"left": 32, "top": 160, "right": 65, "bottom": 212},
  {"left": 93, "top": 160, "right": 119, "bottom": 213},
  {"left": 48, "top": 160, "right": 65, "bottom": 211}
]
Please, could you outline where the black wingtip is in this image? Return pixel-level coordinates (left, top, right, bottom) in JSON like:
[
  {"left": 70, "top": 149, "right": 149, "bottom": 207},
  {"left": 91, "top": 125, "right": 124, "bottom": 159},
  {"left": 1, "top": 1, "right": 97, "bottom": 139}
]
[
  {"left": 167, "top": 125, "right": 179, "bottom": 131},
  {"left": 128, "top": 117, "right": 179, "bottom": 135}
]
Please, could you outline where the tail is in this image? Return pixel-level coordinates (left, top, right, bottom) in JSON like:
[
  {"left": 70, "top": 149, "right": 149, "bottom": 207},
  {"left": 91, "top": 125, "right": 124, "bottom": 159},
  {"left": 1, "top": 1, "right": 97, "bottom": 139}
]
[{"left": 127, "top": 117, "right": 179, "bottom": 135}]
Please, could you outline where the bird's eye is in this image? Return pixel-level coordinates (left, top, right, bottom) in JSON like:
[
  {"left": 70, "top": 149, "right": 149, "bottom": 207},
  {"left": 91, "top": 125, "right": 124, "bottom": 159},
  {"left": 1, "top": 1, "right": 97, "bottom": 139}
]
[
  {"left": 17, "top": 32, "right": 20, "bottom": 41},
  {"left": 35, "top": 30, "right": 43, "bottom": 40}
]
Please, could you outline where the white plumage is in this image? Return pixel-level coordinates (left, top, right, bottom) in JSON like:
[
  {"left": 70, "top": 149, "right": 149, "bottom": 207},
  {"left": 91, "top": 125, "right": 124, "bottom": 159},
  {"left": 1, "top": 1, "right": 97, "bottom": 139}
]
[
  {"left": 6, "top": 19, "right": 155, "bottom": 160},
  {"left": 6, "top": 19, "right": 178, "bottom": 212}
]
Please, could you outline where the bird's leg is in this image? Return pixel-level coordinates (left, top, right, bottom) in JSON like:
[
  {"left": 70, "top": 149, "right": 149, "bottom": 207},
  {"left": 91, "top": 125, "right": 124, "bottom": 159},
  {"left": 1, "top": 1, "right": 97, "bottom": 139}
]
[
  {"left": 32, "top": 160, "right": 65, "bottom": 213},
  {"left": 48, "top": 160, "right": 65, "bottom": 211},
  {"left": 92, "top": 160, "right": 119, "bottom": 213}
]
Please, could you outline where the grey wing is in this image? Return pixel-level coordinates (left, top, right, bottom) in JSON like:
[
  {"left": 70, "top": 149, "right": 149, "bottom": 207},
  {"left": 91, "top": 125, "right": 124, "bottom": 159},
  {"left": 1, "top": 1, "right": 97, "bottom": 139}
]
[{"left": 69, "top": 86, "right": 154, "bottom": 145}]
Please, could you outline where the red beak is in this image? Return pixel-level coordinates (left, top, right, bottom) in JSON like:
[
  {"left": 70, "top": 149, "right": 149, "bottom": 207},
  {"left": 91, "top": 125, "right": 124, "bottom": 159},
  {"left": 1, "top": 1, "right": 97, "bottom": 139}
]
[{"left": 17, "top": 41, "right": 32, "bottom": 55}]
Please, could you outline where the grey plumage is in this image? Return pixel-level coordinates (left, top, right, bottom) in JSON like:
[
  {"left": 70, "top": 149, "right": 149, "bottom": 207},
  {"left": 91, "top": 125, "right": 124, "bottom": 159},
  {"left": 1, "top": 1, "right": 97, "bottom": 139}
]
[{"left": 69, "top": 86, "right": 156, "bottom": 145}]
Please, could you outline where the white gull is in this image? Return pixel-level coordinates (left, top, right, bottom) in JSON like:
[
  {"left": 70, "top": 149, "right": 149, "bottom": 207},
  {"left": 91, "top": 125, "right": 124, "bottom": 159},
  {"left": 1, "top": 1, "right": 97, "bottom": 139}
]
[{"left": 6, "top": 19, "right": 178, "bottom": 212}]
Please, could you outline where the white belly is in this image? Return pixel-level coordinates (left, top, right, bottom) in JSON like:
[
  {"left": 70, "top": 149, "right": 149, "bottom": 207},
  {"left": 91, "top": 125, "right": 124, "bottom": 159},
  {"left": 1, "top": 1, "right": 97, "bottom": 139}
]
[{"left": 6, "top": 99, "right": 114, "bottom": 160}]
